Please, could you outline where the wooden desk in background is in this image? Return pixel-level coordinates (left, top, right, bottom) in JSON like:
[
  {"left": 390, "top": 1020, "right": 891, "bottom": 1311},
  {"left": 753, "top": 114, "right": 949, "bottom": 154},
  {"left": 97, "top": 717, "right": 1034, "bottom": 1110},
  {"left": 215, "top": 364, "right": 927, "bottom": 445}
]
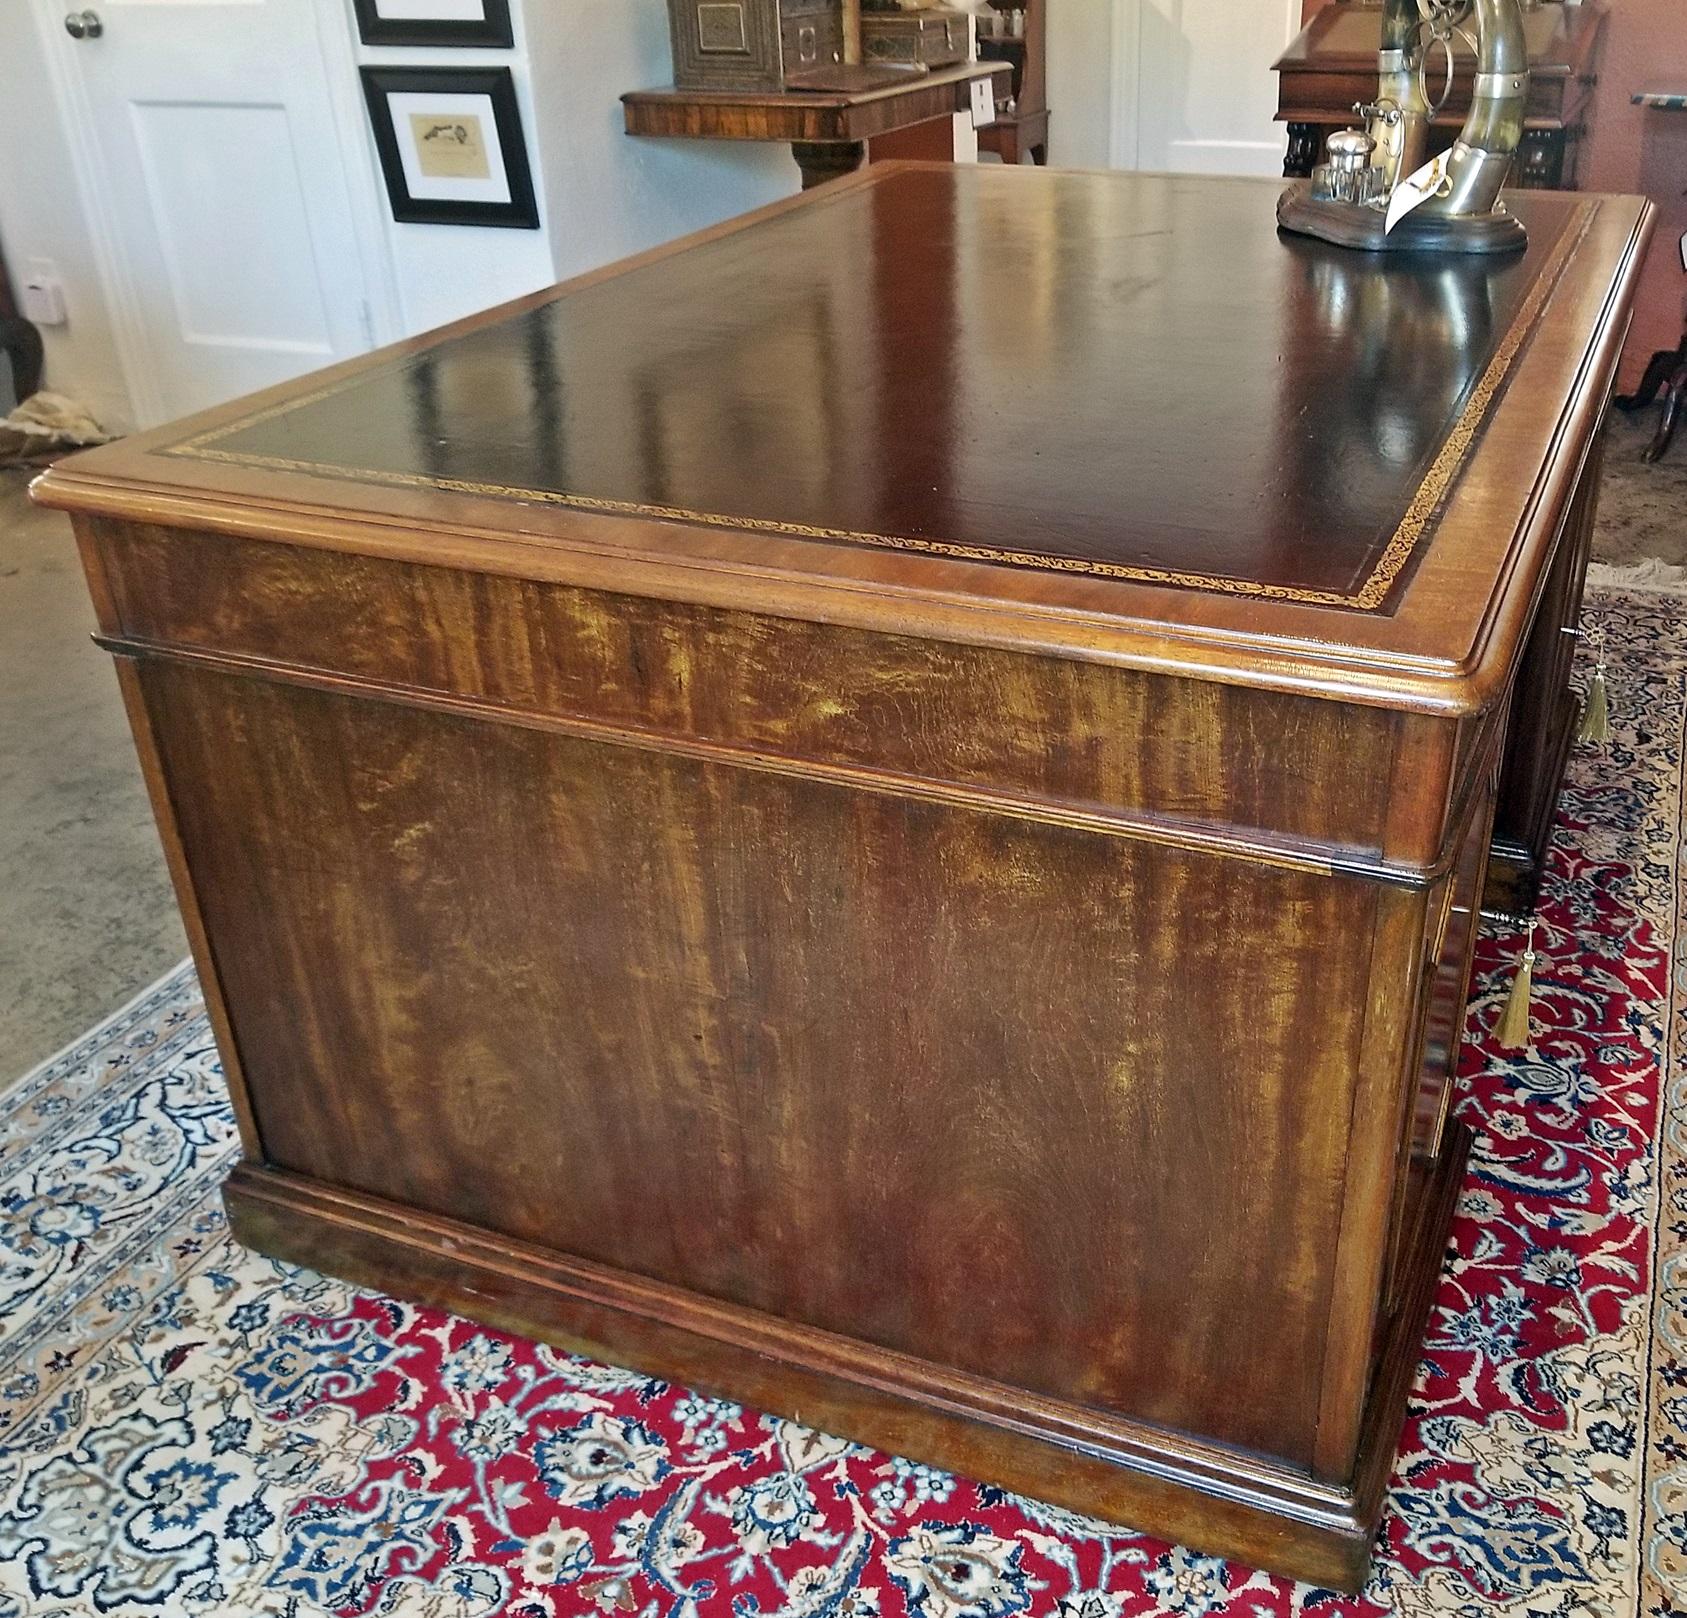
[
  {"left": 35, "top": 166, "right": 1651, "bottom": 1588},
  {"left": 623, "top": 61, "right": 1009, "bottom": 188}
]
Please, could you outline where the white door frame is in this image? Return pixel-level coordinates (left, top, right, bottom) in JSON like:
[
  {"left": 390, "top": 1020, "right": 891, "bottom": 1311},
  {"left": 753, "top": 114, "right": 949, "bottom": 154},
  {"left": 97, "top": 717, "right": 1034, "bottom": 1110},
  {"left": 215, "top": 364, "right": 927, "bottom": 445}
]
[
  {"left": 1108, "top": 0, "right": 1303, "bottom": 173},
  {"left": 28, "top": 0, "right": 403, "bottom": 429}
]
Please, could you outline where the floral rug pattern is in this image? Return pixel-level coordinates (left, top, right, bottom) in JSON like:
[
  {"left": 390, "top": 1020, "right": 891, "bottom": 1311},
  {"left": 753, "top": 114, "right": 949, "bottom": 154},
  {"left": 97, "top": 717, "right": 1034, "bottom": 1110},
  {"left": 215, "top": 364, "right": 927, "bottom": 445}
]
[{"left": 1, "top": 587, "right": 1685, "bottom": 1618}]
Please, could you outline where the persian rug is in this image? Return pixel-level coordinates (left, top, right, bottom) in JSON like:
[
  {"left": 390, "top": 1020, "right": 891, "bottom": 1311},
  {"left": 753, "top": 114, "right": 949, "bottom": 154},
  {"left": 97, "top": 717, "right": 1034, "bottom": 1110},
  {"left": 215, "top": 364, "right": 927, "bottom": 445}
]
[{"left": 2, "top": 586, "right": 1685, "bottom": 1618}]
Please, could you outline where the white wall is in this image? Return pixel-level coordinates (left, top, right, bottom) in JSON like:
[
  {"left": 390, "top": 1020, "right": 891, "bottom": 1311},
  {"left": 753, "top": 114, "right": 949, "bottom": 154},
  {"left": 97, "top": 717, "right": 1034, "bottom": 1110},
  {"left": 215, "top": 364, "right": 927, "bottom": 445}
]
[
  {"left": 528, "top": 0, "right": 796, "bottom": 286},
  {"left": 1046, "top": 0, "right": 1117, "bottom": 169},
  {"left": 0, "top": 10, "right": 135, "bottom": 431}
]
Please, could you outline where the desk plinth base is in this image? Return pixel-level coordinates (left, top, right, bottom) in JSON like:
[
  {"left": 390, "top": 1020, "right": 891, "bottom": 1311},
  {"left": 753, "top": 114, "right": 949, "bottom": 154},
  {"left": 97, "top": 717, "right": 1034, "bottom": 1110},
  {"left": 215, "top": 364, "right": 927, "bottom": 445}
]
[
  {"left": 224, "top": 1121, "right": 1470, "bottom": 1592},
  {"left": 1277, "top": 183, "right": 1529, "bottom": 255}
]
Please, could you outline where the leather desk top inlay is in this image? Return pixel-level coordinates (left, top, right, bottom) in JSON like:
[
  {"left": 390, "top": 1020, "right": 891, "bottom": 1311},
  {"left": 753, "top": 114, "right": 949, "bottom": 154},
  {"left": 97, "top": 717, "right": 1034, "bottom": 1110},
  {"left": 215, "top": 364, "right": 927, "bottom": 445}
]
[{"left": 158, "top": 168, "right": 1590, "bottom": 612}]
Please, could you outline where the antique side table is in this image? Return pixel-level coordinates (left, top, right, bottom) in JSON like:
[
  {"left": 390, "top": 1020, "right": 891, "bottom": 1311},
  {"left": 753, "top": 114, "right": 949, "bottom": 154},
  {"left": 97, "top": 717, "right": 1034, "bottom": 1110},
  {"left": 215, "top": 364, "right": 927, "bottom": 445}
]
[
  {"left": 35, "top": 166, "right": 1651, "bottom": 1587},
  {"left": 976, "top": 0, "right": 1049, "bottom": 166},
  {"left": 622, "top": 60, "right": 1009, "bottom": 187}
]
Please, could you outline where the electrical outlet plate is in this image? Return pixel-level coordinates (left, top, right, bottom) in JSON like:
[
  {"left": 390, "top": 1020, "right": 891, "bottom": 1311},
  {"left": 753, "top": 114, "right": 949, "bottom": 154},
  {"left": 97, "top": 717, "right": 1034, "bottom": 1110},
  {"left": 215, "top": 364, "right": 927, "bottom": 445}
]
[
  {"left": 21, "top": 281, "right": 67, "bottom": 326},
  {"left": 21, "top": 260, "right": 67, "bottom": 326}
]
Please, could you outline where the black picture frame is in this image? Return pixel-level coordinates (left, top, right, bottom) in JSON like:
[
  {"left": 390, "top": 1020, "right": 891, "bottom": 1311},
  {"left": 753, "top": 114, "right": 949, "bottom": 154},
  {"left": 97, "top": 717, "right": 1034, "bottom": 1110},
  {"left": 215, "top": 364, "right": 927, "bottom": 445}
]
[
  {"left": 360, "top": 66, "right": 540, "bottom": 230},
  {"left": 352, "top": 0, "right": 513, "bottom": 49}
]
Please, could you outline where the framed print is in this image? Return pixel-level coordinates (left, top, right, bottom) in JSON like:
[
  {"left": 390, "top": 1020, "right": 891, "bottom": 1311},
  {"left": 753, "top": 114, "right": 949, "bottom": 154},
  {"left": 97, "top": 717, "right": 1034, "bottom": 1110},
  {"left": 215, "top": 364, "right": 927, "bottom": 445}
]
[
  {"left": 361, "top": 66, "right": 540, "bottom": 229},
  {"left": 352, "top": 0, "right": 514, "bottom": 49}
]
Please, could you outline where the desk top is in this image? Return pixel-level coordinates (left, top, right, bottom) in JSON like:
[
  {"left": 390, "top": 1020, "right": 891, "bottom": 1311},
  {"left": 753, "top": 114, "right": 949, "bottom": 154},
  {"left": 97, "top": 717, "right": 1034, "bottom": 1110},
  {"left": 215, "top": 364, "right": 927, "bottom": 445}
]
[{"left": 39, "top": 164, "right": 1651, "bottom": 714}]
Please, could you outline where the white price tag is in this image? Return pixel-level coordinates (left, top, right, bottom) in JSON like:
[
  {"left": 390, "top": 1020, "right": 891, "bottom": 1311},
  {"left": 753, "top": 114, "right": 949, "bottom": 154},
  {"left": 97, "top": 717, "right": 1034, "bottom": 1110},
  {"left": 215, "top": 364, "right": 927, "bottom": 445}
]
[
  {"left": 970, "top": 76, "right": 996, "bottom": 130},
  {"left": 1384, "top": 151, "right": 1453, "bottom": 235}
]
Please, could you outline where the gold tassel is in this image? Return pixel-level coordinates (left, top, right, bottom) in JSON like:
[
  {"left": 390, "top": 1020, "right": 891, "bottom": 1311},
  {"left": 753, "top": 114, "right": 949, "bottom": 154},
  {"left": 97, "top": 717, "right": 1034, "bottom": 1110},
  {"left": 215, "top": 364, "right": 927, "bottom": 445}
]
[
  {"left": 1577, "top": 659, "right": 1610, "bottom": 745},
  {"left": 1577, "top": 624, "right": 1610, "bottom": 746},
  {"left": 1495, "top": 921, "right": 1536, "bottom": 1051}
]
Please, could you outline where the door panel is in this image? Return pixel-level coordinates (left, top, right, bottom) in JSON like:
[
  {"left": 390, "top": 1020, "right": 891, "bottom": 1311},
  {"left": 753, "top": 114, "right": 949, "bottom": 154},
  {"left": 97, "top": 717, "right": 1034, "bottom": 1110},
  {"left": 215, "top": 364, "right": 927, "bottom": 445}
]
[
  {"left": 129, "top": 101, "right": 336, "bottom": 356},
  {"left": 54, "top": 0, "right": 372, "bottom": 421},
  {"left": 1119, "top": 0, "right": 1301, "bottom": 176}
]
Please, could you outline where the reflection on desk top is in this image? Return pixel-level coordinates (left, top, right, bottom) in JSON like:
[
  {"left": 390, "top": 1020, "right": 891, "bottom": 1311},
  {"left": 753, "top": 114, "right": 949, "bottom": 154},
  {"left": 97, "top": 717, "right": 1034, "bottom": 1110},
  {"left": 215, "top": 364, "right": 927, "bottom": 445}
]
[
  {"left": 142, "top": 171, "right": 1575, "bottom": 604},
  {"left": 41, "top": 165, "right": 1653, "bottom": 711}
]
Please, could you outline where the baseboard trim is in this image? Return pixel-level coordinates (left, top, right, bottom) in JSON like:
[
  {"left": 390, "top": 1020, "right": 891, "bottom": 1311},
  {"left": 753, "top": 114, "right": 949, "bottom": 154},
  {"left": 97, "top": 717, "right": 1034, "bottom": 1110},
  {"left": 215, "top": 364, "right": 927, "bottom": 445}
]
[{"left": 1588, "top": 559, "right": 1687, "bottom": 596}]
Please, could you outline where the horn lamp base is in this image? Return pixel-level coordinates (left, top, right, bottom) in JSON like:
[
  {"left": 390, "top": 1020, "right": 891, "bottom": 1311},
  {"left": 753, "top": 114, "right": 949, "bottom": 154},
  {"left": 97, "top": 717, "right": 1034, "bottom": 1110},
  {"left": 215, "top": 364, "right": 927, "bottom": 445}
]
[{"left": 1278, "top": 183, "right": 1529, "bottom": 255}]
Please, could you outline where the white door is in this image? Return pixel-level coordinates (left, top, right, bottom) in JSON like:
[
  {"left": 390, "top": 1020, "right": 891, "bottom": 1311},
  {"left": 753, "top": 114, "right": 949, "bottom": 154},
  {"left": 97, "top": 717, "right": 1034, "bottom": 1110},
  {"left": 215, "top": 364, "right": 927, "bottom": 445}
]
[
  {"left": 45, "top": 0, "right": 377, "bottom": 424},
  {"left": 1113, "top": 0, "right": 1303, "bottom": 175}
]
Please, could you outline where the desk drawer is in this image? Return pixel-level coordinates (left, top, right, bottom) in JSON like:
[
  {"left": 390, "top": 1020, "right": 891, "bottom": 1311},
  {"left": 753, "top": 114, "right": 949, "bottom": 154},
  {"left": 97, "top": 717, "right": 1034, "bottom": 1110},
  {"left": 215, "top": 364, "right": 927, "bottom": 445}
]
[
  {"left": 1414, "top": 775, "right": 1495, "bottom": 1158},
  {"left": 1382, "top": 757, "right": 1499, "bottom": 1316}
]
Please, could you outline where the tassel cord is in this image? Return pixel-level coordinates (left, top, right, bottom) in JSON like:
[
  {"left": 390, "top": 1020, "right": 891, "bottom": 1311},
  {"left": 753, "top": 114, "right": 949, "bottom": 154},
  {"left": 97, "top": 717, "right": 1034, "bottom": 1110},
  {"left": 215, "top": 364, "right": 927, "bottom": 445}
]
[
  {"left": 1496, "top": 921, "right": 1536, "bottom": 1052},
  {"left": 1577, "top": 623, "right": 1611, "bottom": 746}
]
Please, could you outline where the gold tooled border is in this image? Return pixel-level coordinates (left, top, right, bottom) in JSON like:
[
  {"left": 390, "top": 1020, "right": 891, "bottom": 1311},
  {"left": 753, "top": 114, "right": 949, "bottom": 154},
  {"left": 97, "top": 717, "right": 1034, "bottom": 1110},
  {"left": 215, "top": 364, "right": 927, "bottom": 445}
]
[{"left": 162, "top": 200, "right": 1594, "bottom": 613}]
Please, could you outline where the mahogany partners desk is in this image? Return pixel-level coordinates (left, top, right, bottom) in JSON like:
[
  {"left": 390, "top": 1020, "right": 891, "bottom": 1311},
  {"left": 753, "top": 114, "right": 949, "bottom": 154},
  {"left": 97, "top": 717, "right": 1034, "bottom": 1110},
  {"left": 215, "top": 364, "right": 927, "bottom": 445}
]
[{"left": 36, "top": 167, "right": 1650, "bottom": 1588}]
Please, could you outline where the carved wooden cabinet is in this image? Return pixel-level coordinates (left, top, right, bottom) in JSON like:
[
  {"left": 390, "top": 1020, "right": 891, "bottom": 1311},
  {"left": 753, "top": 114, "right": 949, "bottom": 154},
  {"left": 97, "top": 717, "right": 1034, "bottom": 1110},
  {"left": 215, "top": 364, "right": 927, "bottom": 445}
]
[
  {"left": 664, "top": 0, "right": 844, "bottom": 92},
  {"left": 36, "top": 167, "right": 1651, "bottom": 1588}
]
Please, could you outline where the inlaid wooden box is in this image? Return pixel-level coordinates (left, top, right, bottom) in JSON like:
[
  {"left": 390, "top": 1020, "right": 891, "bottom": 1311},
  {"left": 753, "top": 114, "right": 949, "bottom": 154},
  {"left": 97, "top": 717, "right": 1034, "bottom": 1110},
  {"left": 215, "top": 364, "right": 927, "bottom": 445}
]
[
  {"left": 666, "top": 0, "right": 844, "bottom": 92},
  {"left": 861, "top": 8, "right": 970, "bottom": 70}
]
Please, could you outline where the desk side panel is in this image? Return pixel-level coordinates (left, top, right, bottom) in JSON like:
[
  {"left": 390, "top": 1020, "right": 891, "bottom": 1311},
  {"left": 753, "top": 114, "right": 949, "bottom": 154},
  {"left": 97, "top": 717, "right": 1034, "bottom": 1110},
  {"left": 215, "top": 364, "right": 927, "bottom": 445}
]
[{"left": 130, "top": 647, "right": 1383, "bottom": 1472}]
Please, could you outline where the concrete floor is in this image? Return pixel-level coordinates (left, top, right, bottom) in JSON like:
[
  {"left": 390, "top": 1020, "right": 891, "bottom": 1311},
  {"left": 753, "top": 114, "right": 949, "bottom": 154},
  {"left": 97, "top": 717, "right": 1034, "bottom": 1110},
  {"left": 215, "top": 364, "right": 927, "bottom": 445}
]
[
  {"left": 0, "top": 467, "right": 185, "bottom": 1084},
  {"left": 0, "top": 409, "right": 1682, "bottom": 1087},
  {"left": 1589, "top": 410, "right": 1687, "bottom": 569}
]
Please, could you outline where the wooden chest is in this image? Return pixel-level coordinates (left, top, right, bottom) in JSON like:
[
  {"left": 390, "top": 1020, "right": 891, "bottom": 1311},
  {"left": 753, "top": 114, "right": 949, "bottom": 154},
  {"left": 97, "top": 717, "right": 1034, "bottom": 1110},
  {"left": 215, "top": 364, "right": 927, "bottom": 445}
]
[
  {"left": 861, "top": 7, "right": 971, "bottom": 70},
  {"left": 35, "top": 166, "right": 1651, "bottom": 1589},
  {"left": 665, "top": 0, "right": 843, "bottom": 92}
]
